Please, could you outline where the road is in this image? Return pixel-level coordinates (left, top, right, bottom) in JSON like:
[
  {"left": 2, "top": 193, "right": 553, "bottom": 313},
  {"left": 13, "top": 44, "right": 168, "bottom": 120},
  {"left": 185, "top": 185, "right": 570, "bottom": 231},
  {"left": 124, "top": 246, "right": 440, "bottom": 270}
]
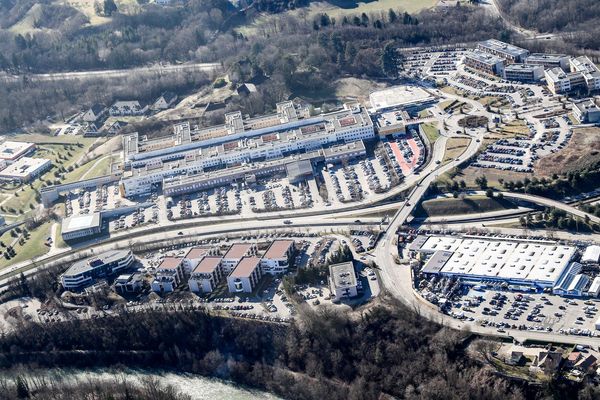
[{"left": 0, "top": 62, "right": 222, "bottom": 83}]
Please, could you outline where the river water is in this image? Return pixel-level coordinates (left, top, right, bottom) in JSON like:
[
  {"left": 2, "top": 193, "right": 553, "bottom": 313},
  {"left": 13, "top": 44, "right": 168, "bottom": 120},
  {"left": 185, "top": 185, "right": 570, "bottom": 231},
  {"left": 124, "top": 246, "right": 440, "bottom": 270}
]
[{"left": 6, "top": 369, "right": 282, "bottom": 400}]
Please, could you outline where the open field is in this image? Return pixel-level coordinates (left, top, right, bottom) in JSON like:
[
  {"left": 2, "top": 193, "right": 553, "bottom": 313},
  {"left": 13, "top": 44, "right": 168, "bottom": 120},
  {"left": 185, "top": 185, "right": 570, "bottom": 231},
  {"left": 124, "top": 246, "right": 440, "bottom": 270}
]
[
  {"left": 498, "top": 119, "right": 530, "bottom": 136},
  {"left": 438, "top": 166, "right": 533, "bottom": 190},
  {"left": 421, "top": 122, "right": 440, "bottom": 144},
  {"left": 536, "top": 127, "right": 600, "bottom": 176},
  {"left": 414, "top": 195, "right": 518, "bottom": 218},
  {"left": 0, "top": 221, "right": 52, "bottom": 270},
  {"left": 442, "top": 137, "right": 471, "bottom": 164}
]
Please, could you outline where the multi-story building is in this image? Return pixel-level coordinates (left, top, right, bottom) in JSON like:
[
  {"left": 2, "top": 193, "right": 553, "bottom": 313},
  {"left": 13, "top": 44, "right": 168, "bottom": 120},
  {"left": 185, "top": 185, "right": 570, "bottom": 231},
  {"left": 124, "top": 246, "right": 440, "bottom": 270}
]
[
  {"left": 572, "top": 99, "right": 600, "bottom": 123},
  {"left": 151, "top": 257, "right": 185, "bottom": 293},
  {"left": 525, "top": 53, "right": 570, "bottom": 70},
  {"left": 463, "top": 50, "right": 505, "bottom": 76},
  {"left": 0, "top": 139, "right": 36, "bottom": 163},
  {"left": 477, "top": 39, "right": 529, "bottom": 63},
  {"left": 260, "top": 240, "right": 294, "bottom": 274},
  {"left": 227, "top": 257, "right": 263, "bottom": 293},
  {"left": 545, "top": 68, "right": 586, "bottom": 94},
  {"left": 188, "top": 257, "right": 224, "bottom": 294},
  {"left": 329, "top": 262, "right": 358, "bottom": 301},
  {"left": 570, "top": 56, "right": 600, "bottom": 92},
  {"left": 0, "top": 157, "right": 51, "bottom": 183},
  {"left": 503, "top": 64, "right": 544, "bottom": 82},
  {"left": 119, "top": 102, "right": 375, "bottom": 197},
  {"left": 182, "top": 246, "right": 213, "bottom": 275},
  {"left": 114, "top": 273, "right": 143, "bottom": 294},
  {"left": 61, "top": 250, "right": 134, "bottom": 290},
  {"left": 221, "top": 243, "right": 257, "bottom": 273}
]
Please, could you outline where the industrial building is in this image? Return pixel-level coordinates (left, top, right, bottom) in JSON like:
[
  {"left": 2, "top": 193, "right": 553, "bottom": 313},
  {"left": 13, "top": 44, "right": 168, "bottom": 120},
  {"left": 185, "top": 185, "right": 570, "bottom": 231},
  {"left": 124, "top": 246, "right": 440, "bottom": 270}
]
[
  {"left": 503, "top": 64, "right": 544, "bottom": 82},
  {"left": 329, "top": 262, "right": 358, "bottom": 301},
  {"left": 582, "top": 245, "right": 600, "bottom": 264},
  {"left": 61, "top": 250, "right": 135, "bottom": 290},
  {"left": 477, "top": 39, "right": 529, "bottom": 63},
  {"left": 525, "top": 53, "right": 570, "bottom": 70},
  {"left": 587, "top": 277, "right": 600, "bottom": 297},
  {"left": 0, "top": 140, "right": 36, "bottom": 163},
  {"left": 0, "top": 157, "right": 51, "bottom": 183},
  {"left": 411, "top": 235, "right": 577, "bottom": 290},
  {"left": 572, "top": 99, "right": 600, "bottom": 123},
  {"left": 463, "top": 50, "right": 505, "bottom": 76},
  {"left": 227, "top": 256, "right": 263, "bottom": 293}
]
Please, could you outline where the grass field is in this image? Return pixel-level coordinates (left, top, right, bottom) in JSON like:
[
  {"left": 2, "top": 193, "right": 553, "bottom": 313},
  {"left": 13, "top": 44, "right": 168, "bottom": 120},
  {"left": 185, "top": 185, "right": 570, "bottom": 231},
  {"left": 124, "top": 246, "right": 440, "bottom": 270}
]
[
  {"left": 499, "top": 119, "right": 530, "bottom": 136},
  {"left": 0, "top": 221, "right": 52, "bottom": 270},
  {"left": 62, "top": 154, "right": 114, "bottom": 184},
  {"left": 442, "top": 137, "right": 471, "bottom": 164},
  {"left": 414, "top": 195, "right": 518, "bottom": 218},
  {"left": 441, "top": 166, "right": 534, "bottom": 190},
  {"left": 421, "top": 122, "right": 440, "bottom": 144}
]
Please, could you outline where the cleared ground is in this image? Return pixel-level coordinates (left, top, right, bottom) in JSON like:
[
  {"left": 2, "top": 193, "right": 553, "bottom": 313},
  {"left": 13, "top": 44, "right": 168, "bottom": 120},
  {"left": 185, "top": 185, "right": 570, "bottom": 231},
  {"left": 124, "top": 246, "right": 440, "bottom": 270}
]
[
  {"left": 440, "top": 166, "right": 533, "bottom": 190},
  {"left": 442, "top": 137, "right": 471, "bottom": 164},
  {"left": 536, "top": 127, "right": 600, "bottom": 176},
  {"left": 414, "top": 195, "right": 518, "bottom": 218}
]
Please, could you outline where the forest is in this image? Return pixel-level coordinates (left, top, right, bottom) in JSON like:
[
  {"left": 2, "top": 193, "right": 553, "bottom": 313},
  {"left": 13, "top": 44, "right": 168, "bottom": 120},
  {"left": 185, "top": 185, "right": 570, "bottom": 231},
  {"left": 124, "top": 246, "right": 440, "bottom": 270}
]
[{"left": 0, "top": 300, "right": 598, "bottom": 400}]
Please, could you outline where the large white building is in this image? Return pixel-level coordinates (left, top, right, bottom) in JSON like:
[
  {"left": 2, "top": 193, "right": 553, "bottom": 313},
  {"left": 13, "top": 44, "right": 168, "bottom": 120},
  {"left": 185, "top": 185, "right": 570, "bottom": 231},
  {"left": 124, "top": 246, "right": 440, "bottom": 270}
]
[
  {"left": 412, "top": 235, "right": 577, "bottom": 289},
  {"left": 570, "top": 56, "right": 600, "bottom": 92},
  {"left": 0, "top": 157, "right": 51, "bottom": 182},
  {"left": 119, "top": 102, "right": 374, "bottom": 197},
  {"left": 463, "top": 50, "right": 505, "bottom": 76},
  {"left": 61, "top": 250, "right": 134, "bottom": 290},
  {"left": 227, "top": 256, "right": 263, "bottom": 293},
  {"left": 0, "top": 140, "right": 36, "bottom": 163},
  {"left": 546, "top": 56, "right": 600, "bottom": 94},
  {"left": 329, "top": 262, "right": 358, "bottom": 301},
  {"left": 477, "top": 39, "right": 529, "bottom": 63},
  {"left": 525, "top": 53, "right": 570, "bottom": 70}
]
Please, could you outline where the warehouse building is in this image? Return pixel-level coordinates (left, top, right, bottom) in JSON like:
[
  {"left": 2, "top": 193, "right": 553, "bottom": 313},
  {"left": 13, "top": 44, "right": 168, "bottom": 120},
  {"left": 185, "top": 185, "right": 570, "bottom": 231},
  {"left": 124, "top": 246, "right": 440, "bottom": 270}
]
[
  {"left": 582, "top": 245, "right": 600, "bottom": 264},
  {"left": 329, "top": 262, "right": 358, "bottom": 301},
  {"left": 587, "top": 277, "right": 600, "bottom": 297},
  {"left": 0, "top": 157, "right": 51, "bottom": 183},
  {"left": 463, "top": 50, "right": 505, "bottom": 76},
  {"left": 412, "top": 235, "right": 577, "bottom": 290},
  {"left": 61, "top": 250, "right": 134, "bottom": 290},
  {"left": 477, "top": 39, "right": 529, "bottom": 63},
  {"left": 504, "top": 64, "right": 544, "bottom": 82}
]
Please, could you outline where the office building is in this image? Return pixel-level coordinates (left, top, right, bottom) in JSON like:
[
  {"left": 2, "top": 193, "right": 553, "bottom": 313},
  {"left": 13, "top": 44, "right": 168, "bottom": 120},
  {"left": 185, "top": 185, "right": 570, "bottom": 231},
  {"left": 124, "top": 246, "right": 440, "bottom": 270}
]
[
  {"left": 151, "top": 257, "right": 185, "bottom": 293},
  {"left": 545, "top": 68, "right": 586, "bottom": 94},
  {"left": 227, "top": 257, "right": 263, "bottom": 293},
  {"left": 572, "top": 99, "right": 600, "bottom": 123},
  {"left": 61, "top": 213, "right": 102, "bottom": 241},
  {"left": 477, "top": 39, "right": 529, "bottom": 63},
  {"left": 0, "top": 140, "right": 36, "bottom": 163},
  {"left": 504, "top": 64, "right": 544, "bottom": 82},
  {"left": 260, "top": 240, "right": 294, "bottom": 274},
  {"left": 189, "top": 256, "right": 224, "bottom": 294},
  {"left": 525, "top": 53, "right": 570, "bottom": 70},
  {"left": 61, "top": 250, "right": 134, "bottom": 290},
  {"left": 114, "top": 273, "right": 143, "bottom": 294},
  {"left": 0, "top": 157, "right": 51, "bottom": 183},
  {"left": 463, "top": 50, "right": 505, "bottom": 76},
  {"left": 570, "top": 56, "right": 600, "bottom": 92},
  {"left": 329, "top": 262, "right": 358, "bottom": 301}
]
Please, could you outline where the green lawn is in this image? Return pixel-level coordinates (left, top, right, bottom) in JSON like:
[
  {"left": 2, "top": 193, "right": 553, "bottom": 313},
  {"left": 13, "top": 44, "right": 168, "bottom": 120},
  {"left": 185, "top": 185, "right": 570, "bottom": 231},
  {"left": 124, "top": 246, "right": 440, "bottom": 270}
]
[
  {"left": 421, "top": 122, "right": 440, "bottom": 144},
  {"left": 414, "top": 195, "right": 518, "bottom": 218},
  {"left": 0, "top": 221, "right": 52, "bottom": 269},
  {"left": 62, "top": 155, "right": 114, "bottom": 184}
]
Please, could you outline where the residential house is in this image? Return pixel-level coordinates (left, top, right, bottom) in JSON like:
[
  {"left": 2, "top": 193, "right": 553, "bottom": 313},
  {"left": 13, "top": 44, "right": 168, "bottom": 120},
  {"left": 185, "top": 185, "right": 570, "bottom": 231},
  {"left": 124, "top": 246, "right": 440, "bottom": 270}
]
[
  {"left": 153, "top": 92, "right": 178, "bottom": 110},
  {"left": 109, "top": 100, "right": 149, "bottom": 117},
  {"left": 82, "top": 104, "right": 107, "bottom": 123}
]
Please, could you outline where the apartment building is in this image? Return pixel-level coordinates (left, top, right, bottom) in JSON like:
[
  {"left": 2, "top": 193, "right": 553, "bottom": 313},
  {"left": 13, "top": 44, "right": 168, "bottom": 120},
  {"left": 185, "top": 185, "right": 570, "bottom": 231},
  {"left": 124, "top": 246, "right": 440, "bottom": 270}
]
[
  {"left": 61, "top": 250, "right": 134, "bottom": 290},
  {"left": 182, "top": 246, "right": 213, "bottom": 275},
  {"left": 477, "top": 39, "right": 529, "bottom": 63},
  {"left": 463, "top": 50, "right": 505, "bottom": 76},
  {"left": 221, "top": 243, "right": 257, "bottom": 273},
  {"left": 260, "top": 240, "right": 294, "bottom": 274},
  {"left": 151, "top": 257, "right": 185, "bottom": 293},
  {"left": 504, "top": 64, "right": 544, "bottom": 82},
  {"left": 227, "top": 257, "right": 263, "bottom": 293},
  {"left": 188, "top": 256, "right": 224, "bottom": 294}
]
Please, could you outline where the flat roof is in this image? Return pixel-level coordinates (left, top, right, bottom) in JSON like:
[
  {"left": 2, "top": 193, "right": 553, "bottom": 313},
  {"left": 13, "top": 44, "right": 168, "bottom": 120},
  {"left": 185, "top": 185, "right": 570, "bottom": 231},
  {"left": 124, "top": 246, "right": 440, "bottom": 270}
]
[
  {"left": 192, "top": 256, "right": 222, "bottom": 274},
  {"left": 478, "top": 39, "right": 529, "bottom": 58},
  {"left": 465, "top": 50, "right": 504, "bottom": 65},
  {"left": 230, "top": 256, "right": 261, "bottom": 278},
  {"left": 64, "top": 250, "right": 130, "bottom": 277},
  {"left": 0, "top": 157, "right": 50, "bottom": 178},
  {"left": 422, "top": 250, "right": 453, "bottom": 274},
  {"left": 526, "top": 53, "right": 569, "bottom": 63},
  {"left": 185, "top": 246, "right": 211, "bottom": 260},
  {"left": 224, "top": 243, "right": 253, "bottom": 260},
  {"left": 582, "top": 245, "right": 600, "bottom": 263},
  {"left": 61, "top": 212, "right": 101, "bottom": 234},
  {"left": 369, "top": 85, "right": 434, "bottom": 111},
  {"left": 264, "top": 240, "right": 294, "bottom": 259},
  {"left": 158, "top": 257, "right": 182, "bottom": 270},
  {"left": 329, "top": 262, "right": 357, "bottom": 289},
  {"left": 0, "top": 141, "right": 35, "bottom": 161},
  {"left": 417, "top": 236, "right": 576, "bottom": 285},
  {"left": 504, "top": 64, "right": 542, "bottom": 72}
]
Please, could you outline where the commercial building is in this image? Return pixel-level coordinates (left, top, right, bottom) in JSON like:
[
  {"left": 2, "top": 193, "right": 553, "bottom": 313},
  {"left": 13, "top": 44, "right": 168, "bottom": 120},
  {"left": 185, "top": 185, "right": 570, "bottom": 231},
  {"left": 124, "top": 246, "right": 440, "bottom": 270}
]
[
  {"left": 260, "top": 240, "right": 294, "bottom": 274},
  {"left": 227, "top": 256, "right": 263, "bottom": 293},
  {"left": 413, "top": 235, "right": 577, "bottom": 289},
  {"left": 570, "top": 56, "right": 600, "bottom": 92},
  {"left": 222, "top": 243, "right": 257, "bottom": 273},
  {"left": 120, "top": 102, "right": 374, "bottom": 197},
  {"left": 61, "top": 213, "right": 102, "bottom": 241},
  {"left": 329, "top": 262, "right": 358, "bottom": 301},
  {"left": 587, "top": 277, "right": 600, "bottom": 297},
  {"left": 0, "top": 157, "right": 51, "bottom": 182},
  {"left": 477, "top": 39, "right": 529, "bottom": 63},
  {"left": 0, "top": 140, "right": 36, "bottom": 163},
  {"left": 114, "top": 273, "right": 143, "bottom": 294},
  {"left": 368, "top": 85, "right": 436, "bottom": 112},
  {"left": 463, "top": 50, "right": 505, "bottom": 76},
  {"left": 572, "top": 99, "right": 600, "bottom": 123},
  {"left": 503, "top": 64, "right": 544, "bottom": 82},
  {"left": 188, "top": 256, "right": 224, "bottom": 294},
  {"left": 525, "top": 53, "right": 570, "bottom": 70},
  {"left": 545, "top": 68, "right": 586, "bottom": 94},
  {"left": 151, "top": 257, "right": 185, "bottom": 293},
  {"left": 61, "top": 250, "right": 134, "bottom": 290},
  {"left": 582, "top": 245, "right": 600, "bottom": 264}
]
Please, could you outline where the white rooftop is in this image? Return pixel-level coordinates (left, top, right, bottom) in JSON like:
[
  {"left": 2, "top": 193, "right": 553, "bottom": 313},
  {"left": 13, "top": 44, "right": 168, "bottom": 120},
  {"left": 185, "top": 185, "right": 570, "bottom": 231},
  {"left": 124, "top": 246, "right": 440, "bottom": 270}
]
[
  {"left": 62, "top": 213, "right": 102, "bottom": 234},
  {"left": 0, "top": 141, "right": 35, "bottom": 161},
  {"left": 582, "top": 245, "right": 600, "bottom": 263},
  {"left": 0, "top": 157, "right": 50, "bottom": 178},
  {"left": 369, "top": 85, "right": 434, "bottom": 111}
]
